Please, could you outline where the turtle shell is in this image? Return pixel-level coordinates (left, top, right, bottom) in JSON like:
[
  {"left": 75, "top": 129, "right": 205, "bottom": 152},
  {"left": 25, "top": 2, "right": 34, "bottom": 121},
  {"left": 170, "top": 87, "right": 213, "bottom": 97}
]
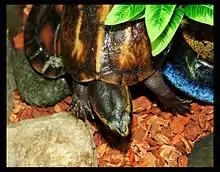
[
  {"left": 180, "top": 18, "right": 214, "bottom": 63},
  {"left": 24, "top": 5, "right": 64, "bottom": 79},
  {"left": 61, "top": 5, "right": 160, "bottom": 86}
]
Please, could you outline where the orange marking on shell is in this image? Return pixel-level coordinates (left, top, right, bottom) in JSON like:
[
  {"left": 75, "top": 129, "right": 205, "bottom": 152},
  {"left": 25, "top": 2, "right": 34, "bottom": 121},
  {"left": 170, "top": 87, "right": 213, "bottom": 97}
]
[
  {"left": 71, "top": 11, "right": 85, "bottom": 63},
  {"left": 79, "top": 72, "right": 94, "bottom": 82},
  {"left": 56, "top": 39, "right": 61, "bottom": 56},
  {"left": 117, "top": 26, "right": 137, "bottom": 71},
  {"left": 97, "top": 5, "right": 113, "bottom": 24},
  {"left": 23, "top": 5, "right": 33, "bottom": 24},
  {"left": 56, "top": 5, "right": 63, "bottom": 14},
  {"left": 114, "top": 23, "right": 152, "bottom": 73},
  {"left": 95, "top": 27, "right": 105, "bottom": 73},
  {"left": 40, "top": 23, "right": 54, "bottom": 53},
  {"left": 78, "top": 4, "right": 84, "bottom": 9},
  {"left": 13, "top": 32, "right": 24, "bottom": 50},
  {"left": 32, "top": 62, "right": 43, "bottom": 73}
]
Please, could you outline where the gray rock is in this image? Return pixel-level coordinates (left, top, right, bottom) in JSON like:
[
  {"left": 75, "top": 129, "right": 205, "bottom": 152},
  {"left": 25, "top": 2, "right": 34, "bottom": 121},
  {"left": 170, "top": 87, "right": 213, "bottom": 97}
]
[
  {"left": 7, "top": 30, "right": 16, "bottom": 123},
  {"left": 12, "top": 48, "right": 72, "bottom": 107},
  {"left": 7, "top": 5, "right": 24, "bottom": 122},
  {"left": 188, "top": 133, "right": 213, "bottom": 167},
  {"left": 6, "top": 5, "right": 24, "bottom": 39},
  {"left": 7, "top": 112, "right": 98, "bottom": 167}
]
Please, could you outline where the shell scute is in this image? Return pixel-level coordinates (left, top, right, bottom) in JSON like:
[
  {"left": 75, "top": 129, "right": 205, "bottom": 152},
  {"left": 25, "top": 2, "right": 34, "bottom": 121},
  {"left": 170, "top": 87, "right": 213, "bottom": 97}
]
[
  {"left": 61, "top": 5, "right": 155, "bottom": 85},
  {"left": 24, "top": 5, "right": 64, "bottom": 79}
]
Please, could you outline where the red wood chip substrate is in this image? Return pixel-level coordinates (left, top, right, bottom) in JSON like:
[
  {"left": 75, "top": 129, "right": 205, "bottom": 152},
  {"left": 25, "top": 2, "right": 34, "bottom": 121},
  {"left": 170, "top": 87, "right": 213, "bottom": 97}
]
[{"left": 9, "top": 90, "right": 213, "bottom": 167}]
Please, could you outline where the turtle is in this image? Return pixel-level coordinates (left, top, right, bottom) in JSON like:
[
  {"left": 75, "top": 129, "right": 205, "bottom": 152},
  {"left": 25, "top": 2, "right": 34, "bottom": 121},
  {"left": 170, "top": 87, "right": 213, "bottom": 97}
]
[
  {"left": 12, "top": 4, "right": 72, "bottom": 107},
  {"left": 162, "top": 19, "right": 214, "bottom": 104},
  {"left": 162, "top": 31, "right": 214, "bottom": 104},
  {"left": 60, "top": 5, "right": 191, "bottom": 137},
  {"left": 24, "top": 4, "right": 65, "bottom": 79}
]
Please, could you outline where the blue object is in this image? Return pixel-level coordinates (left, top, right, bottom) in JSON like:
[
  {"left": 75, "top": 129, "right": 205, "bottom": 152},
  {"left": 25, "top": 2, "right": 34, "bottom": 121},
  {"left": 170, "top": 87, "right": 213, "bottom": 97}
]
[{"left": 162, "top": 35, "right": 214, "bottom": 104}]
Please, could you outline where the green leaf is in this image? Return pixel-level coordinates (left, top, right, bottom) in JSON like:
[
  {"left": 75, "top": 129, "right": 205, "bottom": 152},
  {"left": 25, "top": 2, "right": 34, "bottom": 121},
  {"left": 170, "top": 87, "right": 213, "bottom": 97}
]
[
  {"left": 145, "top": 5, "right": 176, "bottom": 43},
  {"left": 151, "top": 7, "right": 184, "bottom": 56},
  {"left": 104, "top": 5, "right": 146, "bottom": 25},
  {"left": 184, "top": 5, "right": 214, "bottom": 26},
  {"left": 129, "top": 9, "right": 145, "bottom": 21}
]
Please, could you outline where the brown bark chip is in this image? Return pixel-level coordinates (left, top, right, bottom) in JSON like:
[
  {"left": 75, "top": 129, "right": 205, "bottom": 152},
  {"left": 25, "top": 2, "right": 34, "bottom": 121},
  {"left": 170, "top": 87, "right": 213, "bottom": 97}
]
[
  {"left": 132, "top": 96, "right": 152, "bottom": 113},
  {"left": 184, "top": 120, "right": 203, "bottom": 141},
  {"left": 170, "top": 115, "right": 190, "bottom": 134},
  {"left": 178, "top": 155, "right": 189, "bottom": 167}
]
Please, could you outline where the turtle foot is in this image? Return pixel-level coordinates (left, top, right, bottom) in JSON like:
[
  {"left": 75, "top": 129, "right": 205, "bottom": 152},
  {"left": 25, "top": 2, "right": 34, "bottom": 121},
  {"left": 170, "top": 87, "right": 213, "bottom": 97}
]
[
  {"left": 158, "top": 96, "right": 192, "bottom": 115},
  {"left": 70, "top": 83, "right": 93, "bottom": 120},
  {"left": 70, "top": 97, "right": 92, "bottom": 120},
  {"left": 145, "top": 69, "right": 192, "bottom": 115}
]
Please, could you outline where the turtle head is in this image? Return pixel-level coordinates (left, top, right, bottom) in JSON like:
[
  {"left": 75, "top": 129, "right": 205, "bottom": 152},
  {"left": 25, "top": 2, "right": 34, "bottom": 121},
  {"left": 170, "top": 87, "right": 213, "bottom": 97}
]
[{"left": 88, "top": 81, "right": 132, "bottom": 137}]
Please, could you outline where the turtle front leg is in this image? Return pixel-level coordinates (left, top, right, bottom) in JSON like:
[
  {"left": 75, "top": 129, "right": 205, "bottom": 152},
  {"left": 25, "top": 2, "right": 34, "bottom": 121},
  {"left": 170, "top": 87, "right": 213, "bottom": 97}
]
[
  {"left": 71, "top": 82, "right": 93, "bottom": 120},
  {"left": 144, "top": 70, "right": 191, "bottom": 114}
]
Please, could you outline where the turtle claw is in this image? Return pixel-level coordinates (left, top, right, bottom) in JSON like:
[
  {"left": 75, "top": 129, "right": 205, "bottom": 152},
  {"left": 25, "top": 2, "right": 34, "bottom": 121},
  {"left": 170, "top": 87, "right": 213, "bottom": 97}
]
[
  {"left": 159, "top": 96, "right": 192, "bottom": 115},
  {"left": 70, "top": 83, "right": 94, "bottom": 120},
  {"left": 174, "top": 99, "right": 192, "bottom": 115}
]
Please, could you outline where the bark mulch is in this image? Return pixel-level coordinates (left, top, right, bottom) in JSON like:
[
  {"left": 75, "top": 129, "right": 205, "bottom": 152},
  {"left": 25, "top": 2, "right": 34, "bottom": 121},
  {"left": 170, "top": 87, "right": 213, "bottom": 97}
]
[{"left": 8, "top": 90, "right": 213, "bottom": 167}]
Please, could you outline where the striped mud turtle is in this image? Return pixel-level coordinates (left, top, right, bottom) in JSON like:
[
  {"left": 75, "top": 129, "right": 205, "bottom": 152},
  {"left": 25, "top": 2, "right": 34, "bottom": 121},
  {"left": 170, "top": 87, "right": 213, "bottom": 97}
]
[{"left": 60, "top": 5, "right": 191, "bottom": 137}]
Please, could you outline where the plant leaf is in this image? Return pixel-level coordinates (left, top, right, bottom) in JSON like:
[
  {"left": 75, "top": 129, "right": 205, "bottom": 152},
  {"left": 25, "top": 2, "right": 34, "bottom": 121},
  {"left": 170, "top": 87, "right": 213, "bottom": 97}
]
[
  {"left": 145, "top": 5, "right": 176, "bottom": 43},
  {"left": 104, "top": 5, "right": 146, "bottom": 25},
  {"left": 184, "top": 5, "right": 214, "bottom": 26},
  {"left": 151, "top": 7, "right": 184, "bottom": 56},
  {"left": 129, "top": 9, "right": 145, "bottom": 21}
]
